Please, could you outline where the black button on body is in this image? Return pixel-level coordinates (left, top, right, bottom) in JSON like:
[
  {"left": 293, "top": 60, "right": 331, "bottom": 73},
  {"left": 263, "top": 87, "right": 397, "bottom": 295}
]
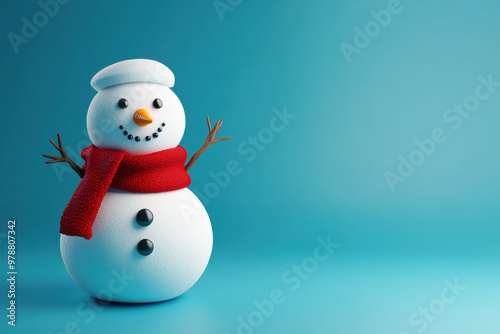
[
  {"left": 137, "top": 239, "right": 154, "bottom": 256},
  {"left": 136, "top": 209, "right": 153, "bottom": 226}
]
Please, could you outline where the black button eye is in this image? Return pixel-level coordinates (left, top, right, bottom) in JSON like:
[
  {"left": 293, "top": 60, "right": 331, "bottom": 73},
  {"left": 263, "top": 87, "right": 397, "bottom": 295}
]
[
  {"left": 153, "top": 98, "right": 163, "bottom": 109},
  {"left": 118, "top": 98, "right": 128, "bottom": 109}
]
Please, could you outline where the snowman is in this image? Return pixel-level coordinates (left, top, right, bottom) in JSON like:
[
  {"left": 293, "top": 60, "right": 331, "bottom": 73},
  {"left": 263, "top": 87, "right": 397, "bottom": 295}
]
[{"left": 43, "top": 59, "right": 230, "bottom": 303}]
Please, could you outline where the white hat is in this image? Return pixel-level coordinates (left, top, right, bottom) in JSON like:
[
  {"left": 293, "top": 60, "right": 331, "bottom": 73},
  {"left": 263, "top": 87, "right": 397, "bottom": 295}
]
[{"left": 91, "top": 59, "right": 175, "bottom": 91}]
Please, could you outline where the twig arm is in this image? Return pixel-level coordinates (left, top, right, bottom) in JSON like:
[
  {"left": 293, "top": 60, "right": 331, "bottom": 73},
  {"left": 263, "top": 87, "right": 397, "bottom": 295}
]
[
  {"left": 185, "top": 116, "right": 231, "bottom": 171},
  {"left": 185, "top": 143, "right": 210, "bottom": 172},
  {"left": 42, "top": 133, "right": 85, "bottom": 178}
]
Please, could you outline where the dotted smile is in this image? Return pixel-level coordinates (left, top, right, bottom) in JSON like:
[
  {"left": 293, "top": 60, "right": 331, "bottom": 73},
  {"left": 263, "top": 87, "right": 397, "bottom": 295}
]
[{"left": 119, "top": 123, "right": 166, "bottom": 142}]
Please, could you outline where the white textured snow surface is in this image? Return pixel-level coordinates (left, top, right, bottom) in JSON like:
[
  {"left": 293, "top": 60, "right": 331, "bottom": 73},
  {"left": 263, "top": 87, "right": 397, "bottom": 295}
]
[{"left": 60, "top": 187, "right": 213, "bottom": 303}]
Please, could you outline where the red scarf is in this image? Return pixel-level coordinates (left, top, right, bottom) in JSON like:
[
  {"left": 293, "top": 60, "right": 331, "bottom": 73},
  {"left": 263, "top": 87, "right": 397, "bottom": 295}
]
[{"left": 60, "top": 145, "right": 191, "bottom": 239}]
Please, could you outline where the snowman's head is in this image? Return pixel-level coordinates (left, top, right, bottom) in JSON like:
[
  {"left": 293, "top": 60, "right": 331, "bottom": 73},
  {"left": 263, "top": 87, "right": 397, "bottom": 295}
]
[{"left": 87, "top": 59, "right": 185, "bottom": 155}]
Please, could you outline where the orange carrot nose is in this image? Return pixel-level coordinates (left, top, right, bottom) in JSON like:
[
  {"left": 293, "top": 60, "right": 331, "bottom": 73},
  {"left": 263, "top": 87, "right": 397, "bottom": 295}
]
[{"left": 133, "top": 109, "right": 153, "bottom": 126}]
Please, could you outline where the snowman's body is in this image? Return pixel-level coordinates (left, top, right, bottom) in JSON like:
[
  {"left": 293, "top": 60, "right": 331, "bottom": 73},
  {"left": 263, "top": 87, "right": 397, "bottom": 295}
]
[
  {"left": 58, "top": 59, "right": 215, "bottom": 303},
  {"left": 61, "top": 187, "right": 212, "bottom": 303}
]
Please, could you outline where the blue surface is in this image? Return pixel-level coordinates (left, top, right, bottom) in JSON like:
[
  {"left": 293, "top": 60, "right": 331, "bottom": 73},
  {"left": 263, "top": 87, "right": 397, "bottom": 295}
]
[{"left": 2, "top": 0, "right": 500, "bottom": 333}]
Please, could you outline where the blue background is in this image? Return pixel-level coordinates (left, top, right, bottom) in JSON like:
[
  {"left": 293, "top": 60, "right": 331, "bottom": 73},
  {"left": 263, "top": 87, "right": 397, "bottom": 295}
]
[{"left": 2, "top": 0, "right": 500, "bottom": 333}]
